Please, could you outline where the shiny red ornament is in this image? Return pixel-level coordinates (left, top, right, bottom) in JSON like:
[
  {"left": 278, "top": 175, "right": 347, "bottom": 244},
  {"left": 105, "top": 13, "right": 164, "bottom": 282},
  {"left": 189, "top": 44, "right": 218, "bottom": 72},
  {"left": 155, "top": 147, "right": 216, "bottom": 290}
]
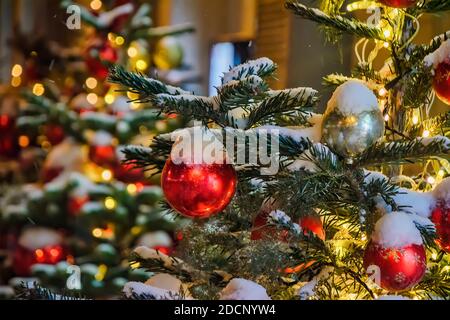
[
  {"left": 89, "top": 145, "right": 117, "bottom": 167},
  {"left": 12, "top": 244, "right": 67, "bottom": 276},
  {"left": 44, "top": 124, "right": 65, "bottom": 145},
  {"left": 431, "top": 202, "right": 450, "bottom": 252},
  {"left": 85, "top": 41, "right": 118, "bottom": 79},
  {"left": 161, "top": 158, "right": 237, "bottom": 218},
  {"left": 153, "top": 246, "right": 172, "bottom": 256},
  {"left": 432, "top": 61, "right": 450, "bottom": 105},
  {"left": 300, "top": 215, "right": 326, "bottom": 241},
  {"left": 363, "top": 241, "right": 426, "bottom": 292},
  {"left": 68, "top": 195, "right": 89, "bottom": 216},
  {"left": 0, "top": 114, "right": 19, "bottom": 158},
  {"left": 378, "top": 0, "right": 418, "bottom": 8},
  {"left": 41, "top": 166, "right": 64, "bottom": 183},
  {"left": 114, "top": 163, "right": 146, "bottom": 184}
]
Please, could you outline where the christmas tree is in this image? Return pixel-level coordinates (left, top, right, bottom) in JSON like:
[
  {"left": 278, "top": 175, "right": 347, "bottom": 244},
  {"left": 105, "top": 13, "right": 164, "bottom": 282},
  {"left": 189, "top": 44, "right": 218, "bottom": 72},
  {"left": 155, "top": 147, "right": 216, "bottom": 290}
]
[
  {"left": 0, "top": 0, "right": 194, "bottom": 299},
  {"left": 6, "top": 0, "right": 450, "bottom": 301}
]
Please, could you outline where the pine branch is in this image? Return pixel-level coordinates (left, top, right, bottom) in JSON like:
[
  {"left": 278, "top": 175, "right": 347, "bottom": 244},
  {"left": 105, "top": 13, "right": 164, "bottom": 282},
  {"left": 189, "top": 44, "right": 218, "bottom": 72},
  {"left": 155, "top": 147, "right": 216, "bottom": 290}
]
[
  {"left": 356, "top": 137, "right": 450, "bottom": 167},
  {"left": 131, "top": 23, "right": 195, "bottom": 40},
  {"left": 217, "top": 77, "right": 269, "bottom": 109},
  {"left": 15, "top": 282, "right": 87, "bottom": 300},
  {"left": 418, "top": 0, "right": 450, "bottom": 13},
  {"left": 322, "top": 74, "right": 353, "bottom": 88},
  {"left": 108, "top": 65, "right": 190, "bottom": 101},
  {"left": 285, "top": 1, "right": 387, "bottom": 41},
  {"left": 121, "top": 143, "right": 169, "bottom": 173},
  {"left": 413, "top": 266, "right": 450, "bottom": 300},
  {"left": 246, "top": 89, "right": 318, "bottom": 129},
  {"left": 408, "top": 112, "right": 450, "bottom": 138}
]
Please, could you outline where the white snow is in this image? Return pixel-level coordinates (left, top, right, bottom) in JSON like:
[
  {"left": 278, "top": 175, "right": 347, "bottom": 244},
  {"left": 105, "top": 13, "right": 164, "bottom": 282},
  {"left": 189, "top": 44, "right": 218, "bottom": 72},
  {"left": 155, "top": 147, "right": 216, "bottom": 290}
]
[
  {"left": 123, "top": 281, "right": 191, "bottom": 300},
  {"left": 136, "top": 231, "right": 173, "bottom": 248},
  {"left": 219, "top": 75, "right": 265, "bottom": 91},
  {"left": 371, "top": 212, "right": 423, "bottom": 248},
  {"left": 133, "top": 246, "right": 182, "bottom": 268},
  {"left": 156, "top": 93, "right": 215, "bottom": 106},
  {"left": 90, "top": 130, "right": 113, "bottom": 146},
  {"left": 298, "top": 266, "right": 333, "bottom": 300},
  {"left": 228, "top": 107, "right": 249, "bottom": 129},
  {"left": 393, "top": 188, "right": 435, "bottom": 218},
  {"left": 325, "top": 80, "right": 379, "bottom": 115},
  {"left": 18, "top": 227, "right": 62, "bottom": 250},
  {"left": 44, "top": 138, "right": 85, "bottom": 170},
  {"left": 420, "top": 136, "right": 450, "bottom": 149},
  {"left": 267, "top": 87, "right": 317, "bottom": 102},
  {"left": 219, "top": 278, "right": 271, "bottom": 300},
  {"left": 433, "top": 177, "right": 450, "bottom": 203},
  {"left": 97, "top": 3, "right": 134, "bottom": 27},
  {"left": 424, "top": 38, "right": 450, "bottom": 68},
  {"left": 269, "top": 210, "right": 291, "bottom": 224},
  {"left": 363, "top": 169, "right": 388, "bottom": 183},
  {"left": 286, "top": 143, "right": 336, "bottom": 173},
  {"left": 80, "top": 112, "right": 116, "bottom": 124},
  {"left": 222, "top": 57, "right": 274, "bottom": 84},
  {"left": 145, "top": 274, "right": 185, "bottom": 294}
]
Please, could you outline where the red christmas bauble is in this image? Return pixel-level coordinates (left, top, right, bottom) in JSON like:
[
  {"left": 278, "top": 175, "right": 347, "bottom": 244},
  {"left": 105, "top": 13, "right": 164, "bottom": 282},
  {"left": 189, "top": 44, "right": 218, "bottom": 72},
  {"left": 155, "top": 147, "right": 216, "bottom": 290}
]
[
  {"left": 114, "top": 163, "right": 146, "bottom": 184},
  {"left": 161, "top": 158, "right": 237, "bottom": 218},
  {"left": 85, "top": 41, "right": 118, "bottom": 79},
  {"left": 0, "top": 114, "right": 19, "bottom": 158},
  {"left": 378, "top": 0, "right": 418, "bottom": 8},
  {"left": 433, "top": 61, "right": 450, "bottom": 105},
  {"left": 13, "top": 244, "right": 67, "bottom": 276},
  {"left": 153, "top": 246, "right": 172, "bottom": 256},
  {"left": 89, "top": 145, "right": 117, "bottom": 167},
  {"left": 300, "top": 215, "right": 326, "bottom": 241},
  {"left": 363, "top": 241, "right": 426, "bottom": 292},
  {"left": 41, "top": 166, "right": 64, "bottom": 183},
  {"left": 67, "top": 195, "right": 89, "bottom": 216},
  {"left": 431, "top": 202, "right": 450, "bottom": 252},
  {"left": 44, "top": 124, "right": 65, "bottom": 145}
]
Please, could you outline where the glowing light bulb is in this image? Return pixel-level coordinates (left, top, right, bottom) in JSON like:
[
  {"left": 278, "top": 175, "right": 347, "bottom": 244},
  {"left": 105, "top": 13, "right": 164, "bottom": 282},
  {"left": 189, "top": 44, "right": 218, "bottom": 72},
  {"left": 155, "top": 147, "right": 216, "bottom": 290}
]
[
  {"left": 412, "top": 115, "right": 419, "bottom": 125},
  {"left": 18, "top": 135, "right": 30, "bottom": 148},
  {"left": 127, "top": 47, "right": 138, "bottom": 57},
  {"left": 384, "top": 114, "right": 389, "bottom": 122},
  {"left": 90, "top": 0, "right": 102, "bottom": 10},
  {"left": 86, "top": 93, "right": 98, "bottom": 105},
  {"left": 85, "top": 77, "right": 98, "bottom": 89},
  {"left": 104, "top": 93, "right": 115, "bottom": 104},
  {"left": 32, "top": 83, "right": 45, "bottom": 96},
  {"left": 135, "top": 59, "right": 148, "bottom": 71},
  {"left": 101, "top": 169, "right": 113, "bottom": 181},
  {"left": 427, "top": 176, "right": 436, "bottom": 185},
  {"left": 127, "top": 184, "right": 138, "bottom": 195},
  {"left": 378, "top": 88, "right": 387, "bottom": 97},
  {"left": 431, "top": 252, "right": 438, "bottom": 260},
  {"left": 383, "top": 29, "right": 392, "bottom": 39},
  {"left": 383, "top": 42, "right": 389, "bottom": 48},
  {"left": 115, "top": 36, "right": 125, "bottom": 46},
  {"left": 92, "top": 228, "right": 103, "bottom": 238},
  {"left": 438, "top": 170, "right": 445, "bottom": 178},
  {"left": 422, "top": 130, "right": 430, "bottom": 138},
  {"left": 11, "top": 64, "right": 23, "bottom": 77},
  {"left": 104, "top": 197, "right": 117, "bottom": 210},
  {"left": 11, "top": 77, "right": 21, "bottom": 87}
]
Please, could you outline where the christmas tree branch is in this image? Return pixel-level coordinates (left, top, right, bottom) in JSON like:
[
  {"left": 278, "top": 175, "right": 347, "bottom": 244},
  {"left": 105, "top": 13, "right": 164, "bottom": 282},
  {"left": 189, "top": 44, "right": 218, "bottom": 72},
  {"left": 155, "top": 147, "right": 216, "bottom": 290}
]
[
  {"left": 407, "top": 112, "right": 450, "bottom": 137},
  {"left": 356, "top": 137, "right": 450, "bottom": 167},
  {"left": 217, "top": 76, "right": 269, "bottom": 109},
  {"left": 15, "top": 282, "right": 87, "bottom": 300},
  {"left": 132, "top": 23, "right": 195, "bottom": 40},
  {"left": 285, "top": 1, "right": 387, "bottom": 41}
]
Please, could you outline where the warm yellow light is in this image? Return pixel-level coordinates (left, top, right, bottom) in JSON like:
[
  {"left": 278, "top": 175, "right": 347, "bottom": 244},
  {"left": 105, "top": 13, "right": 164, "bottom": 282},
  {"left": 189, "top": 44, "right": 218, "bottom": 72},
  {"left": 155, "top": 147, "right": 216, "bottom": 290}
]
[
  {"left": 427, "top": 176, "right": 436, "bottom": 185},
  {"left": 108, "top": 33, "right": 115, "bottom": 42},
  {"left": 443, "top": 266, "right": 450, "bottom": 273},
  {"left": 104, "top": 93, "right": 115, "bottom": 104},
  {"left": 383, "top": 29, "right": 392, "bottom": 39},
  {"left": 383, "top": 42, "right": 389, "bottom": 48},
  {"left": 104, "top": 197, "right": 117, "bottom": 210},
  {"left": 127, "top": 46, "right": 138, "bottom": 58},
  {"left": 11, "top": 64, "right": 23, "bottom": 77},
  {"left": 18, "top": 135, "right": 30, "bottom": 148},
  {"left": 127, "top": 91, "right": 140, "bottom": 100},
  {"left": 361, "top": 234, "right": 367, "bottom": 241},
  {"left": 85, "top": 77, "right": 98, "bottom": 89},
  {"left": 86, "top": 93, "right": 98, "bottom": 105},
  {"left": 130, "top": 101, "right": 140, "bottom": 110},
  {"left": 438, "top": 170, "right": 445, "bottom": 178},
  {"left": 127, "top": 183, "right": 138, "bottom": 195},
  {"left": 378, "top": 88, "right": 387, "bottom": 97},
  {"left": 95, "top": 264, "right": 108, "bottom": 281},
  {"left": 115, "top": 36, "right": 125, "bottom": 46},
  {"left": 422, "top": 130, "right": 430, "bottom": 138},
  {"left": 101, "top": 169, "right": 113, "bottom": 181},
  {"left": 32, "top": 83, "right": 45, "bottom": 96},
  {"left": 131, "top": 226, "right": 141, "bottom": 235},
  {"left": 431, "top": 252, "right": 438, "bottom": 260},
  {"left": 130, "top": 262, "right": 140, "bottom": 269},
  {"left": 11, "top": 76, "right": 21, "bottom": 87},
  {"left": 412, "top": 115, "right": 419, "bottom": 125},
  {"left": 92, "top": 228, "right": 103, "bottom": 238},
  {"left": 384, "top": 114, "right": 389, "bottom": 122},
  {"left": 90, "top": 0, "right": 102, "bottom": 10},
  {"left": 135, "top": 59, "right": 148, "bottom": 71}
]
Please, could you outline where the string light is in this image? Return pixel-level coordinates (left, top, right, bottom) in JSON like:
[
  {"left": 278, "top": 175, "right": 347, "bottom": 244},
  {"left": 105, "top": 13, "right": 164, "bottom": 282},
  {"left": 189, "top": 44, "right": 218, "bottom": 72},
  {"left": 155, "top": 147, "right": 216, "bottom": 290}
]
[
  {"left": 378, "top": 88, "right": 387, "bottom": 97},
  {"left": 422, "top": 130, "right": 430, "bottom": 138},
  {"left": 130, "top": 262, "right": 140, "bottom": 269},
  {"left": 135, "top": 59, "right": 148, "bottom": 71},
  {"left": 384, "top": 114, "right": 389, "bottom": 122},
  {"left": 127, "top": 183, "right": 138, "bottom": 195},
  {"left": 104, "top": 197, "right": 117, "bottom": 210},
  {"left": 115, "top": 36, "right": 125, "bottom": 46},
  {"left": 127, "top": 47, "right": 138, "bottom": 57},
  {"left": 11, "top": 77, "right": 21, "bottom": 87},
  {"left": 95, "top": 264, "right": 108, "bottom": 281},
  {"left": 383, "top": 42, "right": 389, "bottom": 48},
  {"left": 427, "top": 176, "right": 436, "bottom": 185},
  {"left": 32, "top": 83, "right": 45, "bottom": 96},
  {"left": 104, "top": 93, "right": 115, "bottom": 104},
  {"left": 383, "top": 29, "right": 392, "bottom": 39},
  {"left": 86, "top": 93, "right": 98, "bottom": 105},
  {"left": 85, "top": 77, "right": 98, "bottom": 89},
  {"left": 92, "top": 228, "right": 103, "bottom": 238},
  {"left": 438, "top": 169, "right": 445, "bottom": 178},
  {"left": 412, "top": 115, "right": 419, "bottom": 125},
  {"left": 101, "top": 169, "right": 113, "bottom": 181},
  {"left": 90, "top": 0, "right": 102, "bottom": 10},
  {"left": 11, "top": 64, "right": 23, "bottom": 77},
  {"left": 431, "top": 252, "right": 438, "bottom": 260},
  {"left": 18, "top": 135, "right": 30, "bottom": 148}
]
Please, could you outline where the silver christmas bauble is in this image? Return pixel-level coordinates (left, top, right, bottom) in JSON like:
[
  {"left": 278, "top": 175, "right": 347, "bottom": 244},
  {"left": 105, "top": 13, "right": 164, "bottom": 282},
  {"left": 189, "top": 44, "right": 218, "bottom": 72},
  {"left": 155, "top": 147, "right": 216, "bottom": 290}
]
[{"left": 321, "top": 109, "right": 384, "bottom": 158}]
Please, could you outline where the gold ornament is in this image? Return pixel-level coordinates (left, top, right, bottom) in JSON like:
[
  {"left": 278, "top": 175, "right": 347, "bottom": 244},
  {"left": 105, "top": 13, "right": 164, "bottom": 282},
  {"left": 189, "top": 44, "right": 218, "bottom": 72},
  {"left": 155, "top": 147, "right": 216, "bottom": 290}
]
[
  {"left": 153, "top": 36, "right": 183, "bottom": 70},
  {"left": 321, "top": 81, "right": 384, "bottom": 158}
]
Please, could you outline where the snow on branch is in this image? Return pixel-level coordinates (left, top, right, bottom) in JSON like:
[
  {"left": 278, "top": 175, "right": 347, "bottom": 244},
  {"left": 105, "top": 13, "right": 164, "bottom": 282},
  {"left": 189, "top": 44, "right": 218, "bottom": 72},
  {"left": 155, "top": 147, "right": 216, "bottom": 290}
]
[{"left": 222, "top": 58, "right": 276, "bottom": 84}]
